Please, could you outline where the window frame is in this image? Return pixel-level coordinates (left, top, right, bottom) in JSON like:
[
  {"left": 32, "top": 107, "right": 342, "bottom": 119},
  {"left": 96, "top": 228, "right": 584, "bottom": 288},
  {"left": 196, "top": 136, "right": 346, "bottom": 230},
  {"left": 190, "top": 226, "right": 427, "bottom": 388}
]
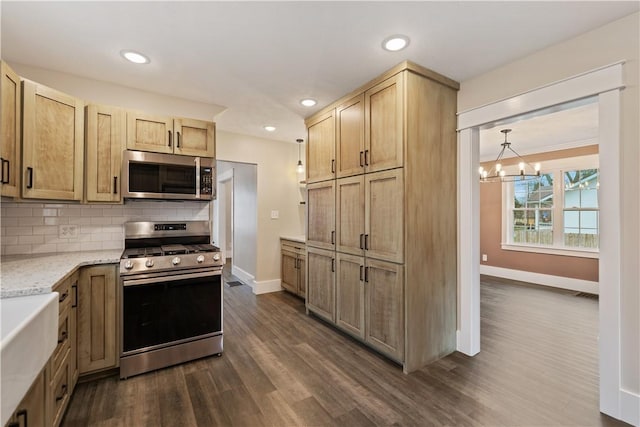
[{"left": 501, "top": 154, "right": 599, "bottom": 258}]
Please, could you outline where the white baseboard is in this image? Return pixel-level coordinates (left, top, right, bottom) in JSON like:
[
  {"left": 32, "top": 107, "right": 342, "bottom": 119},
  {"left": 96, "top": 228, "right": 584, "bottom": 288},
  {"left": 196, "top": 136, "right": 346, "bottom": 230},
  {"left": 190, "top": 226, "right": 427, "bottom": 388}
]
[
  {"left": 252, "top": 279, "right": 283, "bottom": 295},
  {"left": 479, "top": 265, "right": 599, "bottom": 294},
  {"left": 230, "top": 265, "right": 255, "bottom": 290},
  {"left": 620, "top": 388, "right": 640, "bottom": 426}
]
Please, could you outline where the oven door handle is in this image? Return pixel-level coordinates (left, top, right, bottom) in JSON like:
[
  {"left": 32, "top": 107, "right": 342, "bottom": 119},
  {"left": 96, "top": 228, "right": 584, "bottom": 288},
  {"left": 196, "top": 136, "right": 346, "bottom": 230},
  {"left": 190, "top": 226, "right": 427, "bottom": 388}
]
[{"left": 123, "top": 270, "right": 221, "bottom": 287}]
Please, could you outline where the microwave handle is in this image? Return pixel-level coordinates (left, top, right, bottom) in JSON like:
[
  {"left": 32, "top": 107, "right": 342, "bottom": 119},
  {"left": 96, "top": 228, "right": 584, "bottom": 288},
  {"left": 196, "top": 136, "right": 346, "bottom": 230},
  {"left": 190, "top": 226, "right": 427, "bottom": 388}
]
[{"left": 195, "top": 157, "right": 201, "bottom": 199}]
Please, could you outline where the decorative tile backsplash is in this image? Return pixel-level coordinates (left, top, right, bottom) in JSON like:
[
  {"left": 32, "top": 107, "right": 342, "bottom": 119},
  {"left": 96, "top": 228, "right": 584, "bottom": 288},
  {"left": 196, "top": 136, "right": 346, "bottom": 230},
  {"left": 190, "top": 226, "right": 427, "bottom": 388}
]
[{"left": 0, "top": 200, "right": 210, "bottom": 255}]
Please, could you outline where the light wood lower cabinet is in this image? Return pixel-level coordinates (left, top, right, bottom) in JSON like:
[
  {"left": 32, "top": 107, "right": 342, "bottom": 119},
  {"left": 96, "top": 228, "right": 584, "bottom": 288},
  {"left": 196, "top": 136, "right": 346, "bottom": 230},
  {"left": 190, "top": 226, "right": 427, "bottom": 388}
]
[
  {"left": 306, "top": 180, "right": 335, "bottom": 250},
  {"left": 78, "top": 265, "right": 118, "bottom": 375},
  {"left": 306, "top": 246, "right": 335, "bottom": 323},
  {"left": 336, "top": 253, "right": 365, "bottom": 339},
  {"left": 4, "top": 369, "right": 46, "bottom": 427},
  {"left": 281, "top": 239, "right": 306, "bottom": 298}
]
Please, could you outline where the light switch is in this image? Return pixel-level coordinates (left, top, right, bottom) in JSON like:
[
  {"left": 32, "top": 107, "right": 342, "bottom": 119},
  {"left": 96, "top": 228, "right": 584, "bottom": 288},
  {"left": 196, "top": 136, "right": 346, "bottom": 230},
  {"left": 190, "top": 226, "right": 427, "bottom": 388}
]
[
  {"left": 270, "top": 210, "right": 279, "bottom": 219},
  {"left": 482, "top": 254, "right": 488, "bottom": 262}
]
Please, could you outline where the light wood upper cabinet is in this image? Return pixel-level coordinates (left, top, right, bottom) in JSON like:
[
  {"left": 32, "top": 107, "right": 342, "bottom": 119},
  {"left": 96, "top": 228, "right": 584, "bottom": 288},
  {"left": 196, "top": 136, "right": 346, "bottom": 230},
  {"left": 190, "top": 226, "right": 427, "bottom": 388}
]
[
  {"left": 174, "top": 118, "right": 215, "bottom": 157},
  {"left": 0, "top": 61, "right": 21, "bottom": 198},
  {"left": 364, "top": 73, "right": 404, "bottom": 173},
  {"left": 22, "top": 80, "right": 84, "bottom": 200},
  {"left": 365, "top": 169, "right": 404, "bottom": 263},
  {"left": 78, "top": 265, "right": 118, "bottom": 375},
  {"left": 306, "top": 180, "right": 335, "bottom": 250},
  {"left": 336, "top": 94, "right": 364, "bottom": 178},
  {"left": 306, "top": 246, "right": 335, "bottom": 323},
  {"left": 85, "top": 105, "right": 126, "bottom": 203},
  {"left": 127, "top": 112, "right": 215, "bottom": 157},
  {"left": 336, "top": 253, "right": 365, "bottom": 339},
  {"left": 306, "top": 109, "right": 335, "bottom": 183},
  {"left": 336, "top": 175, "right": 365, "bottom": 256},
  {"left": 365, "top": 258, "right": 404, "bottom": 361}
]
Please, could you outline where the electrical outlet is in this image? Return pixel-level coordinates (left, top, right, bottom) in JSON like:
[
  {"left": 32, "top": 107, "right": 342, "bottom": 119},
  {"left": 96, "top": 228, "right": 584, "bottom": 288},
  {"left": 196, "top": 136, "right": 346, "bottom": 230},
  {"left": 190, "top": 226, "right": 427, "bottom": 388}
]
[
  {"left": 59, "top": 225, "right": 78, "bottom": 238},
  {"left": 270, "top": 210, "right": 279, "bottom": 219},
  {"left": 482, "top": 254, "right": 488, "bottom": 262}
]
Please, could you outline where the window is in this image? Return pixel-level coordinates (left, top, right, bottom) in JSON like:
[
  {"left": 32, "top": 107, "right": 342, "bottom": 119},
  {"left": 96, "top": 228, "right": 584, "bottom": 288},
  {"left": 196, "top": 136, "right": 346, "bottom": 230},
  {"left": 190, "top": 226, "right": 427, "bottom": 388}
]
[{"left": 503, "top": 155, "right": 599, "bottom": 257}]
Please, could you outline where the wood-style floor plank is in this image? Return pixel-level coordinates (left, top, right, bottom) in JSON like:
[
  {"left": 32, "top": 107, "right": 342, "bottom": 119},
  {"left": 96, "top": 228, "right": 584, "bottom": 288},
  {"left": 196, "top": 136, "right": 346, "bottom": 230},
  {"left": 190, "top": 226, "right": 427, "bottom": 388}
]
[{"left": 63, "top": 276, "right": 627, "bottom": 427}]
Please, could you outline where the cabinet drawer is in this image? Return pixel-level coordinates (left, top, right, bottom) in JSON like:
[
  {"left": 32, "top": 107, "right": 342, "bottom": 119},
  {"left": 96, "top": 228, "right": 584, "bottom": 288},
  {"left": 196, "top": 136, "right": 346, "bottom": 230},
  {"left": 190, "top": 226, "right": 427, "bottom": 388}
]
[
  {"left": 51, "top": 305, "right": 71, "bottom": 377},
  {"left": 50, "top": 350, "right": 71, "bottom": 427},
  {"left": 53, "top": 278, "right": 72, "bottom": 313},
  {"left": 281, "top": 240, "right": 305, "bottom": 254}
]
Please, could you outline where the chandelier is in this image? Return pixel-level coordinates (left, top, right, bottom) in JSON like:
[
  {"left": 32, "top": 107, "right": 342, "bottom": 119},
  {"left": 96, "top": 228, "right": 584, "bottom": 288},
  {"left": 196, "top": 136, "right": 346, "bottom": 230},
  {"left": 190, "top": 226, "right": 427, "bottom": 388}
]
[{"left": 479, "top": 129, "right": 541, "bottom": 182}]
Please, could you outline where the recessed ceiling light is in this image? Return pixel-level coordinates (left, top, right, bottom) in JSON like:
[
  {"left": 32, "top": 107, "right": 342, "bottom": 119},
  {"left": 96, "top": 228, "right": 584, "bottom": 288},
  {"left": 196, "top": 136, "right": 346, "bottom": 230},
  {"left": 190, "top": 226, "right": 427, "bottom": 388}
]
[
  {"left": 121, "top": 50, "right": 150, "bottom": 64},
  {"left": 264, "top": 125, "right": 276, "bottom": 132},
  {"left": 300, "top": 98, "right": 317, "bottom": 107},
  {"left": 382, "top": 35, "right": 410, "bottom": 52}
]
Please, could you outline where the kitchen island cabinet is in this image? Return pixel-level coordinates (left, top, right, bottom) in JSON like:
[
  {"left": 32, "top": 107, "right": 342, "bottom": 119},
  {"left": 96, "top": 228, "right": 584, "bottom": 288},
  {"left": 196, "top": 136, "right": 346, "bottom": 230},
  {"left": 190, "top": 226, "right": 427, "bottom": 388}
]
[
  {"left": 21, "top": 80, "right": 84, "bottom": 201},
  {"left": 0, "top": 61, "right": 21, "bottom": 198}
]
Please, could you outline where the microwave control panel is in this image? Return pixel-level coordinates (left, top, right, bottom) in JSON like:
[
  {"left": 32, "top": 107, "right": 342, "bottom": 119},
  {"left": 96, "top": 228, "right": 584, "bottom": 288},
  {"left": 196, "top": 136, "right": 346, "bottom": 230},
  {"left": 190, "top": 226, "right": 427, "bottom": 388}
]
[{"left": 201, "top": 167, "right": 213, "bottom": 195}]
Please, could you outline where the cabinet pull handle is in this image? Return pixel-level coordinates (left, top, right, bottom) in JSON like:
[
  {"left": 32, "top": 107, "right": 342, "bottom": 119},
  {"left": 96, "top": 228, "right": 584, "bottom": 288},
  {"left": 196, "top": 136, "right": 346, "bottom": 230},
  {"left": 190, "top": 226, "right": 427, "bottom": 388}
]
[
  {"left": 359, "top": 233, "right": 364, "bottom": 250},
  {"left": 359, "top": 151, "right": 364, "bottom": 167},
  {"left": 331, "top": 258, "right": 335, "bottom": 273},
  {"left": 360, "top": 265, "right": 364, "bottom": 281},
  {"left": 364, "top": 149, "right": 369, "bottom": 166},
  {"left": 364, "top": 234, "right": 369, "bottom": 250},
  {"left": 17, "top": 409, "right": 27, "bottom": 427},
  {"left": 168, "top": 130, "right": 172, "bottom": 147},
  {"left": 113, "top": 176, "right": 118, "bottom": 194},
  {"left": 5, "top": 160, "right": 10, "bottom": 185},
  {"left": 26, "top": 167, "right": 33, "bottom": 189},
  {"left": 72, "top": 283, "right": 78, "bottom": 308},
  {"left": 331, "top": 230, "right": 335, "bottom": 245},
  {"left": 331, "top": 159, "right": 335, "bottom": 174},
  {"left": 365, "top": 266, "right": 369, "bottom": 283},
  {"left": 176, "top": 131, "right": 181, "bottom": 148},
  {"left": 59, "top": 291, "right": 68, "bottom": 303},
  {"left": 0, "top": 157, "right": 4, "bottom": 183},
  {"left": 55, "top": 384, "right": 68, "bottom": 402},
  {"left": 1, "top": 158, "right": 8, "bottom": 184},
  {"left": 58, "top": 330, "right": 67, "bottom": 344}
]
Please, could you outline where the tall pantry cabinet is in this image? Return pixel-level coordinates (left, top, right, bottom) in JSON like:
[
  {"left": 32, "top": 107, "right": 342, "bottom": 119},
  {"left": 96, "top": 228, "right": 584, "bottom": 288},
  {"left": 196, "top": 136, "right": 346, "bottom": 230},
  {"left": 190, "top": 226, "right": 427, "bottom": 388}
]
[{"left": 305, "top": 61, "right": 459, "bottom": 373}]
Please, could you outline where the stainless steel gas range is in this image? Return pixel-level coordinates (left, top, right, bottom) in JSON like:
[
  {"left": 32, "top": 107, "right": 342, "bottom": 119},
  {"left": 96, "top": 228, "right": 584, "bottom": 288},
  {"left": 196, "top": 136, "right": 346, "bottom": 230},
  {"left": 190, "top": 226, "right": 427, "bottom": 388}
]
[{"left": 119, "top": 221, "right": 223, "bottom": 379}]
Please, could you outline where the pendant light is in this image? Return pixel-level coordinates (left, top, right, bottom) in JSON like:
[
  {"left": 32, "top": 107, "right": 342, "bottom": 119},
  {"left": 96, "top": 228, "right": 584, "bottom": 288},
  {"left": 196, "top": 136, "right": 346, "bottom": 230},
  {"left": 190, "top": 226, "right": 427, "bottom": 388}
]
[
  {"left": 479, "top": 129, "right": 541, "bottom": 182},
  {"left": 296, "top": 138, "right": 304, "bottom": 174}
]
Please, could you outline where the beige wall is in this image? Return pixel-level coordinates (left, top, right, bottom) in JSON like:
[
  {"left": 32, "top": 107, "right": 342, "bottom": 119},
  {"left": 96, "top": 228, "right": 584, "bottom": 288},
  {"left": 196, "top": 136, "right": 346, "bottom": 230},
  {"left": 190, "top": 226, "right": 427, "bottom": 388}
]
[
  {"left": 460, "top": 12, "right": 639, "bottom": 396},
  {"left": 480, "top": 146, "right": 599, "bottom": 282}
]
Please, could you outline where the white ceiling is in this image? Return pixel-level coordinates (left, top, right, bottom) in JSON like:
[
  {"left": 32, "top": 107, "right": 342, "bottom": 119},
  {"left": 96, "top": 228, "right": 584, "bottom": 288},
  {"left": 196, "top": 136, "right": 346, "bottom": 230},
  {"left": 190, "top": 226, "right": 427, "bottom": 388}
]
[{"left": 1, "top": 2, "right": 637, "bottom": 145}]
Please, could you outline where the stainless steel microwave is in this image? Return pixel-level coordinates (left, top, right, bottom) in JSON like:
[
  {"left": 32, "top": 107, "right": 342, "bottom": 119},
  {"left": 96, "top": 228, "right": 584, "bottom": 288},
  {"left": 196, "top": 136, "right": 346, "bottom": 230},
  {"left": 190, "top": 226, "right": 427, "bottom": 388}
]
[{"left": 122, "top": 150, "right": 215, "bottom": 200}]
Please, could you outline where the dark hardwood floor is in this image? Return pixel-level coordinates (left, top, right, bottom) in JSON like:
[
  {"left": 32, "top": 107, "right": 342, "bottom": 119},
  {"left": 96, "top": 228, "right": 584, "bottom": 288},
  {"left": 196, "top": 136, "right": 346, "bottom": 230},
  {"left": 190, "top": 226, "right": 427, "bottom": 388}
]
[{"left": 62, "top": 276, "right": 626, "bottom": 426}]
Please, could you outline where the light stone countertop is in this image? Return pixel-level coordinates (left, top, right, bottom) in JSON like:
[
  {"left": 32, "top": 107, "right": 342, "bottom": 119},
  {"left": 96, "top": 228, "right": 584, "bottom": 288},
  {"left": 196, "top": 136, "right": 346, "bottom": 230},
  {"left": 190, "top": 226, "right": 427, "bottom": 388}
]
[
  {"left": 1, "top": 250, "right": 122, "bottom": 298},
  {"left": 280, "top": 235, "right": 306, "bottom": 244}
]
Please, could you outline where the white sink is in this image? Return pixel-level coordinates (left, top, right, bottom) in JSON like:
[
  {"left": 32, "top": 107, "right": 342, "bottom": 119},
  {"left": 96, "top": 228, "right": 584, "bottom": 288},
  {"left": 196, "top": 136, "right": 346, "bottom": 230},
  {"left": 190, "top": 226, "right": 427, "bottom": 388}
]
[{"left": 1, "top": 293, "right": 58, "bottom": 426}]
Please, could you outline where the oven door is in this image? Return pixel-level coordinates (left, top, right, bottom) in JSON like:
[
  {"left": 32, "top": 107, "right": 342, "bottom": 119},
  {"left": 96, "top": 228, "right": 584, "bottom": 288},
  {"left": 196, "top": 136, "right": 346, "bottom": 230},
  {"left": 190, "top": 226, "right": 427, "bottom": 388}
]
[
  {"left": 122, "top": 150, "right": 214, "bottom": 200},
  {"left": 121, "top": 269, "right": 222, "bottom": 356}
]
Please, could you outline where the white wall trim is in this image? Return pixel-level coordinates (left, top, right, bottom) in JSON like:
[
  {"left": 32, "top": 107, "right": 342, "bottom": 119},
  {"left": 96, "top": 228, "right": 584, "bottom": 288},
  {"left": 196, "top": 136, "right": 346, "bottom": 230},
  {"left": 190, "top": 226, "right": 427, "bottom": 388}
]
[
  {"left": 231, "top": 265, "right": 255, "bottom": 289},
  {"left": 620, "top": 389, "right": 640, "bottom": 426},
  {"left": 253, "top": 279, "right": 283, "bottom": 295},
  {"left": 457, "top": 61, "right": 625, "bottom": 422},
  {"left": 479, "top": 265, "right": 599, "bottom": 294},
  {"left": 458, "top": 61, "right": 625, "bottom": 130}
]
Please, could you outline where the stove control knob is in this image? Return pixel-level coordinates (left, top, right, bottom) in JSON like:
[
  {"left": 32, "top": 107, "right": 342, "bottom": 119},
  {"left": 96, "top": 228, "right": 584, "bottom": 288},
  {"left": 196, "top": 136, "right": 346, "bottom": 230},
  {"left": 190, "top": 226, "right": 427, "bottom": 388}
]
[
  {"left": 145, "top": 259, "right": 154, "bottom": 268},
  {"left": 213, "top": 253, "right": 221, "bottom": 261},
  {"left": 196, "top": 255, "right": 205, "bottom": 264},
  {"left": 172, "top": 257, "right": 181, "bottom": 265},
  {"left": 124, "top": 260, "right": 134, "bottom": 270}
]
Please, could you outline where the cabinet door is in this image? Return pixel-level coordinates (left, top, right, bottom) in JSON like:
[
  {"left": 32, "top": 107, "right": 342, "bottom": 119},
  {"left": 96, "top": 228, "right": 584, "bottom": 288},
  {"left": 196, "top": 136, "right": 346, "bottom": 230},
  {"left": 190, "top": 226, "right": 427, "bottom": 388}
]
[
  {"left": 174, "top": 118, "right": 215, "bottom": 157},
  {"left": 365, "top": 259, "right": 404, "bottom": 361},
  {"left": 336, "top": 94, "right": 364, "bottom": 178},
  {"left": 336, "top": 175, "right": 365, "bottom": 256},
  {"left": 85, "top": 105, "right": 125, "bottom": 202},
  {"left": 0, "top": 61, "right": 21, "bottom": 197},
  {"left": 306, "top": 180, "right": 335, "bottom": 250},
  {"left": 365, "top": 169, "right": 404, "bottom": 263},
  {"left": 306, "top": 110, "right": 335, "bottom": 183},
  {"left": 8, "top": 369, "right": 46, "bottom": 427},
  {"left": 297, "top": 254, "right": 306, "bottom": 298},
  {"left": 78, "top": 265, "right": 118, "bottom": 374},
  {"left": 365, "top": 73, "right": 404, "bottom": 173},
  {"left": 281, "top": 249, "right": 298, "bottom": 294},
  {"left": 126, "top": 112, "right": 173, "bottom": 154},
  {"left": 22, "top": 80, "right": 84, "bottom": 200},
  {"left": 69, "top": 272, "right": 79, "bottom": 389},
  {"left": 306, "top": 246, "right": 335, "bottom": 322},
  {"left": 336, "top": 253, "right": 365, "bottom": 339}
]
